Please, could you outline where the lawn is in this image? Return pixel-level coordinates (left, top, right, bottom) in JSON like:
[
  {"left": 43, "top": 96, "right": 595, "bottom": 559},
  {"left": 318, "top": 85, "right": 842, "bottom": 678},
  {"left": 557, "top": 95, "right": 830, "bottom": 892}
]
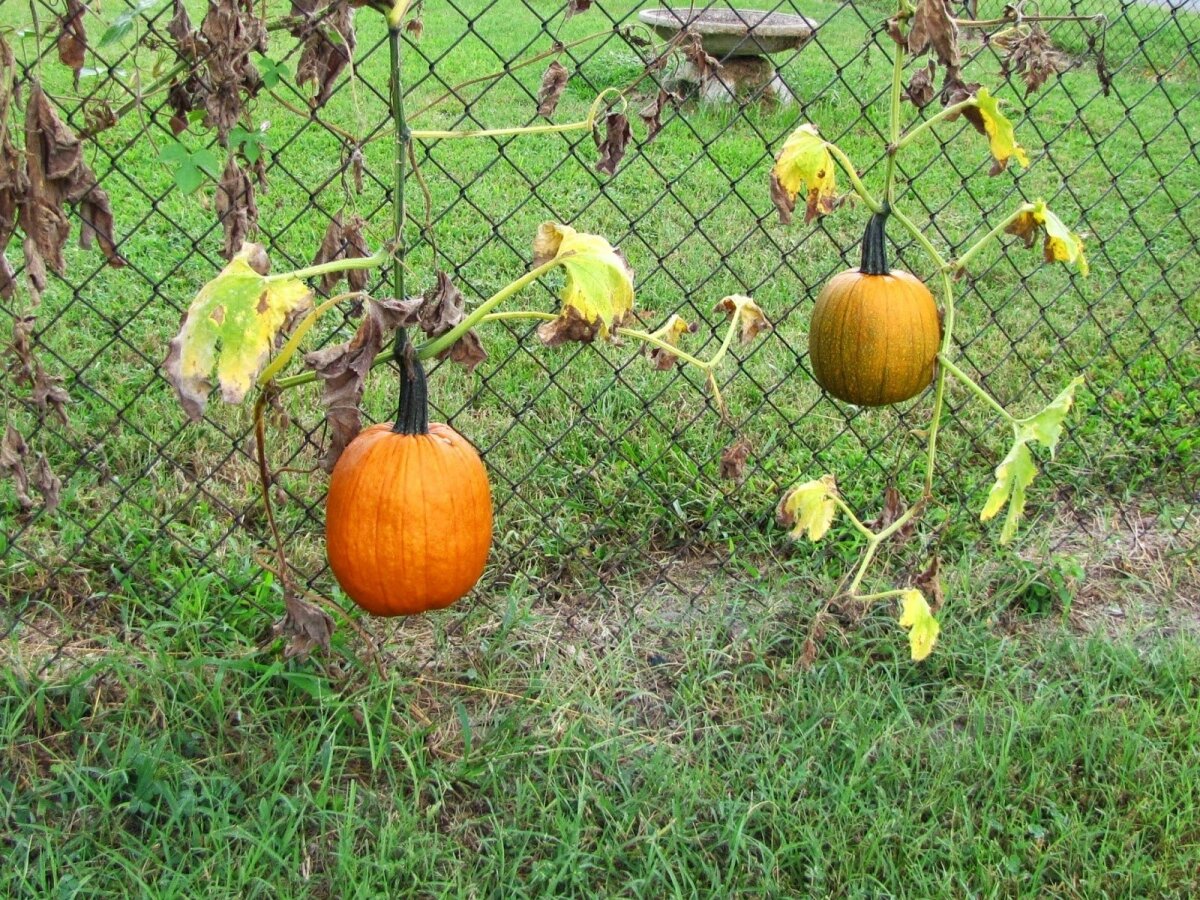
[{"left": 2, "top": 0, "right": 1199, "bottom": 895}]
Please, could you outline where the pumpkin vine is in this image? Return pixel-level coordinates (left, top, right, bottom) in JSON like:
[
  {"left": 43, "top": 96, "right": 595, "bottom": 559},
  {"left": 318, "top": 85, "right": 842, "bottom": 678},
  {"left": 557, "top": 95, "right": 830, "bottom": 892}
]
[{"left": 773, "top": 0, "right": 1098, "bottom": 661}]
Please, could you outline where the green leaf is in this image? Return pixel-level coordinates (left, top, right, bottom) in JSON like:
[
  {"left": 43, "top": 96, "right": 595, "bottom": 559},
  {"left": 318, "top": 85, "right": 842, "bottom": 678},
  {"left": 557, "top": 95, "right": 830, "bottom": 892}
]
[
  {"left": 533, "top": 223, "right": 635, "bottom": 345},
  {"left": 970, "top": 88, "right": 1029, "bottom": 175},
  {"left": 980, "top": 439, "right": 1037, "bottom": 544},
  {"left": 254, "top": 55, "right": 289, "bottom": 90},
  {"left": 777, "top": 475, "right": 839, "bottom": 542},
  {"left": 160, "top": 142, "right": 218, "bottom": 195},
  {"left": 770, "top": 123, "right": 838, "bottom": 224},
  {"left": 1014, "top": 376, "right": 1085, "bottom": 457},
  {"left": 164, "top": 244, "right": 312, "bottom": 418},
  {"left": 99, "top": 0, "right": 169, "bottom": 46},
  {"left": 229, "top": 126, "right": 268, "bottom": 165},
  {"left": 1005, "top": 200, "right": 1088, "bottom": 276},
  {"left": 898, "top": 590, "right": 940, "bottom": 661}
]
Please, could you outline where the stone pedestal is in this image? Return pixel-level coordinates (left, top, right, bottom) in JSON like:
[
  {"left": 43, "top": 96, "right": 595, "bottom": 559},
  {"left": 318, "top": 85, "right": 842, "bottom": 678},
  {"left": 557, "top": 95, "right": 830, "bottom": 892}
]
[{"left": 674, "top": 57, "right": 795, "bottom": 106}]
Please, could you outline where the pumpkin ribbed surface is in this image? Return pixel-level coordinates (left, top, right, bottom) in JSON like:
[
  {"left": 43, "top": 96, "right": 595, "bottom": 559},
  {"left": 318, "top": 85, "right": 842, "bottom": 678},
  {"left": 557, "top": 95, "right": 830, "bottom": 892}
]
[
  {"left": 808, "top": 267, "right": 940, "bottom": 407},
  {"left": 325, "top": 422, "right": 493, "bottom": 616}
]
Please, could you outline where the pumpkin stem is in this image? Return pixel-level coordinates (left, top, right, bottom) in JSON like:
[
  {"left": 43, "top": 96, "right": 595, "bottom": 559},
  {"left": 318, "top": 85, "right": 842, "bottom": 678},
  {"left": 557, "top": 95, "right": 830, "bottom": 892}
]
[
  {"left": 392, "top": 329, "right": 430, "bottom": 436},
  {"left": 859, "top": 203, "right": 892, "bottom": 276}
]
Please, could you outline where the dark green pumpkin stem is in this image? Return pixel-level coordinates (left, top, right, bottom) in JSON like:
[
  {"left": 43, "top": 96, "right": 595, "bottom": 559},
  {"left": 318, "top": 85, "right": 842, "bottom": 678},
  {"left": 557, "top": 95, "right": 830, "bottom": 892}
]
[
  {"left": 859, "top": 204, "right": 892, "bottom": 276},
  {"left": 393, "top": 329, "right": 429, "bottom": 435}
]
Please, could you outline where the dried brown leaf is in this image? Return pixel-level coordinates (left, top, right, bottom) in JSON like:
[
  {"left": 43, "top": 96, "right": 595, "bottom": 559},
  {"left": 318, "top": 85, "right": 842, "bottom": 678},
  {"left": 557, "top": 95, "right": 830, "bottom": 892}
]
[
  {"left": 903, "top": 61, "right": 937, "bottom": 109},
  {"left": 565, "top": 0, "right": 592, "bottom": 20},
  {"left": 914, "top": 555, "right": 944, "bottom": 612},
  {"left": 1, "top": 424, "right": 32, "bottom": 510},
  {"left": 57, "top": 0, "right": 88, "bottom": 78},
  {"left": 885, "top": 15, "right": 905, "bottom": 46},
  {"left": 304, "top": 297, "right": 422, "bottom": 471},
  {"left": 199, "top": 0, "right": 267, "bottom": 141},
  {"left": 537, "top": 305, "right": 601, "bottom": 347},
  {"left": 595, "top": 112, "right": 631, "bottom": 177},
  {"left": 418, "top": 271, "right": 487, "bottom": 373},
  {"left": 31, "top": 362, "right": 70, "bottom": 425},
  {"left": 907, "top": 0, "right": 960, "bottom": 71},
  {"left": 32, "top": 453, "right": 61, "bottom": 514},
  {"left": 272, "top": 593, "right": 333, "bottom": 660},
  {"left": 216, "top": 155, "right": 257, "bottom": 260},
  {"left": 719, "top": 436, "right": 752, "bottom": 482},
  {"left": 871, "top": 486, "right": 916, "bottom": 541},
  {"left": 405, "top": 17, "right": 424, "bottom": 40},
  {"left": 681, "top": 31, "right": 721, "bottom": 81},
  {"left": 769, "top": 169, "right": 795, "bottom": 226},
  {"left": 292, "top": 1, "right": 356, "bottom": 109},
  {"left": 996, "top": 25, "right": 1068, "bottom": 95},
  {"left": 310, "top": 211, "right": 370, "bottom": 298},
  {"left": 639, "top": 88, "right": 679, "bottom": 143},
  {"left": 537, "top": 60, "right": 570, "bottom": 118}
]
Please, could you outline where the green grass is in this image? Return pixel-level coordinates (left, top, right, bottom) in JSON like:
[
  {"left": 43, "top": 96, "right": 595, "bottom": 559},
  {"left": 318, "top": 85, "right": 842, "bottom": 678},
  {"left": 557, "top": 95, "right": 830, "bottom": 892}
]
[{"left": 2, "top": 0, "right": 1199, "bottom": 893}]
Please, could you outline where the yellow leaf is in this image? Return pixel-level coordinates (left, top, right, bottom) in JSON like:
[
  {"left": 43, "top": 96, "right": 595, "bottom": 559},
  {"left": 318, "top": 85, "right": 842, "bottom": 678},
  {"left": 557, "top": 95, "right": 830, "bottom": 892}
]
[
  {"left": 971, "top": 88, "right": 1029, "bottom": 175},
  {"left": 1004, "top": 199, "right": 1088, "bottom": 276},
  {"left": 777, "top": 474, "right": 839, "bottom": 542},
  {"left": 533, "top": 223, "right": 635, "bottom": 345},
  {"left": 714, "top": 294, "right": 772, "bottom": 344},
  {"left": 980, "top": 439, "right": 1037, "bottom": 544},
  {"left": 770, "top": 124, "right": 838, "bottom": 225},
  {"left": 898, "top": 589, "right": 940, "bottom": 661},
  {"left": 164, "top": 243, "right": 312, "bottom": 418}
]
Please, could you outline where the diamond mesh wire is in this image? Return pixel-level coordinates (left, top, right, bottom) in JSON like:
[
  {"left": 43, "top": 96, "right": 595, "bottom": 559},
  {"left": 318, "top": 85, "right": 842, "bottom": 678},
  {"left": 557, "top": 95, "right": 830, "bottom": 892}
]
[{"left": 2, "top": 0, "right": 1197, "bottom": 676}]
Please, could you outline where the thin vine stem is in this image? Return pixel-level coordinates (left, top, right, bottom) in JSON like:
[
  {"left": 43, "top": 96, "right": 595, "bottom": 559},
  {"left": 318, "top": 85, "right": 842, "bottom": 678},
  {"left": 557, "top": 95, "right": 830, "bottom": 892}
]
[
  {"left": 937, "top": 354, "right": 1017, "bottom": 424},
  {"left": 893, "top": 98, "right": 979, "bottom": 153},
  {"left": 826, "top": 144, "right": 883, "bottom": 214},
  {"left": 951, "top": 203, "right": 1034, "bottom": 271},
  {"left": 882, "top": 15, "right": 906, "bottom": 207},
  {"left": 265, "top": 248, "right": 389, "bottom": 284}
]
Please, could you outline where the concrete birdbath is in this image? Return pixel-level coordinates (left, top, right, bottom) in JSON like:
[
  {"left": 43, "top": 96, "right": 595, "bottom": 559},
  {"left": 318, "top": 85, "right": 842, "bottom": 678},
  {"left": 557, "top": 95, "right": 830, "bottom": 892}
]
[{"left": 637, "top": 7, "right": 817, "bottom": 105}]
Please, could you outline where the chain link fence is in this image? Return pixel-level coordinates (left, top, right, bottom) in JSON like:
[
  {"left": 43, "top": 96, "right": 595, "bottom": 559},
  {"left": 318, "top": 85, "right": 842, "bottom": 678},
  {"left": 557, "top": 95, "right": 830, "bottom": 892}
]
[{"left": 2, "top": 0, "right": 1198, "bottom": 678}]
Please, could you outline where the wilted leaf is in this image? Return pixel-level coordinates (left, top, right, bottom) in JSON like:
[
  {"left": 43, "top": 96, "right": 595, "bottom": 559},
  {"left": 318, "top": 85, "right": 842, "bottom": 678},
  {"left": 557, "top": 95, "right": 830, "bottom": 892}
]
[
  {"left": 885, "top": 15, "right": 905, "bottom": 46},
  {"left": 311, "top": 212, "right": 371, "bottom": 296},
  {"left": 903, "top": 61, "right": 937, "bottom": 108},
  {"left": 913, "top": 555, "right": 944, "bottom": 612},
  {"left": 304, "top": 297, "right": 422, "bottom": 470},
  {"left": 418, "top": 271, "right": 487, "bottom": 373},
  {"left": 595, "top": 112, "right": 631, "bottom": 176},
  {"left": 20, "top": 83, "right": 123, "bottom": 271},
  {"left": 198, "top": 0, "right": 268, "bottom": 141},
  {"left": 907, "top": 0, "right": 959, "bottom": 71},
  {"left": 980, "top": 438, "right": 1037, "bottom": 544},
  {"left": 680, "top": 32, "right": 720, "bottom": 82},
  {"left": 537, "top": 60, "right": 569, "bottom": 118},
  {"left": 1, "top": 424, "right": 32, "bottom": 510},
  {"left": 777, "top": 474, "right": 839, "bottom": 542},
  {"left": 995, "top": 24, "right": 1067, "bottom": 95},
  {"left": 165, "top": 243, "right": 312, "bottom": 418},
  {"left": 714, "top": 294, "right": 772, "bottom": 344},
  {"left": 720, "top": 436, "right": 752, "bottom": 482},
  {"left": 1004, "top": 200, "right": 1088, "bottom": 275},
  {"left": 272, "top": 593, "right": 333, "bottom": 660},
  {"left": 31, "top": 363, "right": 70, "bottom": 424},
  {"left": 57, "top": 0, "right": 88, "bottom": 80},
  {"left": 898, "top": 590, "right": 940, "bottom": 661},
  {"left": 1015, "top": 376, "right": 1085, "bottom": 457},
  {"left": 646, "top": 313, "right": 696, "bottom": 370},
  {"left": 964, "top": 88, "right": 1029, "bottom": 176},
  {"left": 638, "top": 88, "right": 678, "bottom": 142},
  {"left": 771, "top": 123, "right": 838, "bottom": 225},
  {"left": 871, "top": 485, "right": 915, "bottom": 538},
  {"left": 533, "top": 223, "right": 635, "bottom": 345},
  {"left": 291, "top": 0, "right": 356, "bottom": 109},
  {"left": 215, "top": 155, "right": 257, "bottom": 260},
  {"left": 31, "top": 453, "right": 61, "bottom": 514},
  {"left": 565, "top": 0, "right": 592, "bottom": 19}
]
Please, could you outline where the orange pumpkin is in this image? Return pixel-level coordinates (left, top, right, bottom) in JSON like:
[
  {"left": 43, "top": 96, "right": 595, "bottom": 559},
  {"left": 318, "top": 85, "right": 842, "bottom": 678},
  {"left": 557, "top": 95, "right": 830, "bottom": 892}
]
[
  {"left": 808, "top": 211, "right": 941, "bottom": 407},
  {"left": 325, "top": 336, "right": 492, "bottom": 616}
]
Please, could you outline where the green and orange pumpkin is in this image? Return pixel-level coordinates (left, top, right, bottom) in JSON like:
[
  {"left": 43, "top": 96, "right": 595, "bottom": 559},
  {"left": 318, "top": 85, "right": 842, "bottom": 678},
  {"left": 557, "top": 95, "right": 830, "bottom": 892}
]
[
  {"left": 808, "top": 210, "right": 941, "bottom": 407},
  {"left": 325, "top": 333, "right": 492, "bottom": 616}
]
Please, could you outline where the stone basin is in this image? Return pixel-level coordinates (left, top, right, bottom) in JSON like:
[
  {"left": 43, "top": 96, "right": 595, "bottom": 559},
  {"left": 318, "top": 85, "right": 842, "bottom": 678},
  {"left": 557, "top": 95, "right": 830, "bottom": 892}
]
[{"left": 637, "top": 7, "right": 817, "bottom": 58}]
